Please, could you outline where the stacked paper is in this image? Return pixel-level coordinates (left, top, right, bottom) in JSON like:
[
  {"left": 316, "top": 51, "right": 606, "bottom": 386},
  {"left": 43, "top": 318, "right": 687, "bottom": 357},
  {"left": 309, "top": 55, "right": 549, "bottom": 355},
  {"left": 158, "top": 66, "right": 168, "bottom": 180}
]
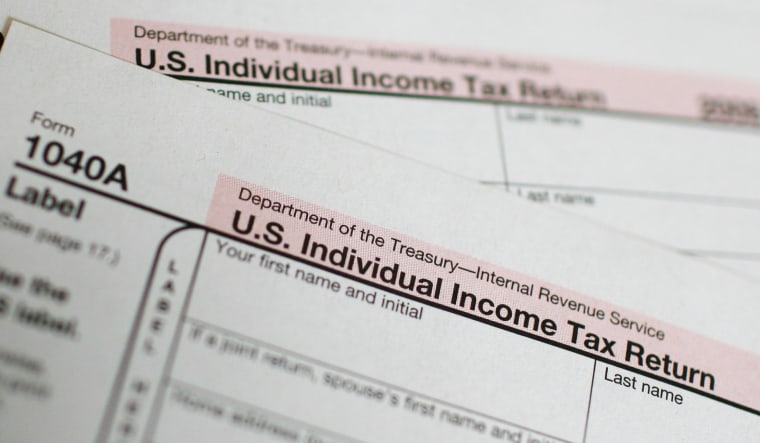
[{"left": 0, "top": 4, "right": 758, "bottom": 442}]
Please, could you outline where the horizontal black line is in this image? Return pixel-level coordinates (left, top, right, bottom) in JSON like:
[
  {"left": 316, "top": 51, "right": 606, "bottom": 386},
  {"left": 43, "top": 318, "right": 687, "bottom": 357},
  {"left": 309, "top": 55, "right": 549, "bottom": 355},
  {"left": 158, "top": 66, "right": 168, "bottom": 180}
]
[
  {"left": 11, "top": 161, "right": 759, "bottom": 416},
  {"left": 168, "top": 74, "right": 760, "bottom": 133},
  {"left": 184, "top": 317, "right": 571, "bottom": 442},
  {"left": 506, "top": 181, "right": 760, "bottom": 208},
  {"left": 170, "top": 378, "right": 366, "bottom": 443}
]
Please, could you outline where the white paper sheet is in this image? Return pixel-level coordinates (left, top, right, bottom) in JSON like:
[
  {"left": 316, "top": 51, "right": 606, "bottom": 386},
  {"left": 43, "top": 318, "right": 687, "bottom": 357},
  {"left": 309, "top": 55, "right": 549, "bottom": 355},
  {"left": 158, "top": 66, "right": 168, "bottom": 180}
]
[
  {"left": 3, "top": 1, "right": 760, "bottom": 277},
  {"left": 0, "top": 22, "right": 757, "bottom": 443}
]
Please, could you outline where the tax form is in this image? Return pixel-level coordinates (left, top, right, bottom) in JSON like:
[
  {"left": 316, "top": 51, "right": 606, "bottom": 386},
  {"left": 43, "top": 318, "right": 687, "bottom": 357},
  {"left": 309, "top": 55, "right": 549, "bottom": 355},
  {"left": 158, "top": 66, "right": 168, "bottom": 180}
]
[
  {"left": 0, "top": 22, "right": 758, "bottom": 443},
  {"left": 2, "top": 2, "right": 760, "bottom": 279}
]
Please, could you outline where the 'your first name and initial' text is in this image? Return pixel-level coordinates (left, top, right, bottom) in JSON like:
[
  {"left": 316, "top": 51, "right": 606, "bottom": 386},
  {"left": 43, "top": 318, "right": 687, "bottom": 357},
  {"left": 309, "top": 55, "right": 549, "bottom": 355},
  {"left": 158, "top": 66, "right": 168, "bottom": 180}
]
[{"left": 233, "top": 187, "right": 715, "bottom": 394}]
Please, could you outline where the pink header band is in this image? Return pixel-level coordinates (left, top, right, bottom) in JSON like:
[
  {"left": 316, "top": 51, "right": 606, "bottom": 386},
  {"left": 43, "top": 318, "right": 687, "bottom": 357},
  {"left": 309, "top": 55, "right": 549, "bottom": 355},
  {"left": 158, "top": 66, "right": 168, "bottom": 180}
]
[
  {"left": 111, "top": 18, "right": 760, "bottom": 125},
  {"left": 206, "top": 174, "right": 760, "bottom": 414}
]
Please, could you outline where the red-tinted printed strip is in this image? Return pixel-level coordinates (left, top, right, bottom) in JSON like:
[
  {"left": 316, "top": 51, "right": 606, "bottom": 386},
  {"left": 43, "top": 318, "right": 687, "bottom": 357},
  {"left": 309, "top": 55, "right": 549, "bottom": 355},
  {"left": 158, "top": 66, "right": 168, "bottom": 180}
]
[
  {"left": 111, "top": 18, "right": 760, "bottom": 125},
  {"left": 206, "top": 174, "right": 760, "bottom": 414}
]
